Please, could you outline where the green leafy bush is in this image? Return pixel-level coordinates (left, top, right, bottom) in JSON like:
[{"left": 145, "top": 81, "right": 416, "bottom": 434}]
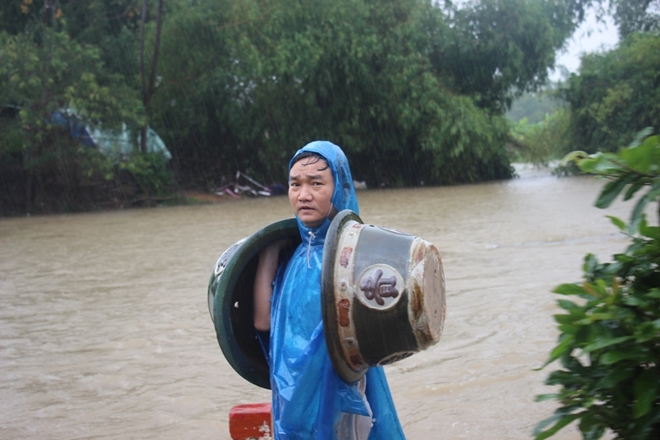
[
  {"left": 119, "top": 152, "right": 173, "bottom": 198},
  {"left": 535, "top": 129, "right": 660, "bottom": 440},
  {"left": 509, "top": 108, "right": 571, "bottom": 165}
]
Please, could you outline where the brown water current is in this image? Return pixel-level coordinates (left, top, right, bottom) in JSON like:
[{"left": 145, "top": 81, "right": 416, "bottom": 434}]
[{"left": 1, "top": 166, "right": 637, "bottom": 439}]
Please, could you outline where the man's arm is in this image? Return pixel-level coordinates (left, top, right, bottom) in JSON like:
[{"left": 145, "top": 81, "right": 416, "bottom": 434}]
[{"left": 253, "top": 240, "right": 286, "bottom": 331}]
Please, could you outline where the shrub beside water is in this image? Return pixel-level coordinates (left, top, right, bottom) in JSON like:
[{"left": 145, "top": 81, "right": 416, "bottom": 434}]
[{"left": 535, "top": 129, "right": 660, "bottom": 439}]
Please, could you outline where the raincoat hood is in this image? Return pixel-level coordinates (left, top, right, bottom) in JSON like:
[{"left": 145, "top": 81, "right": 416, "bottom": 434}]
[{"left": 289, "top": 141, "right": 359, "bottom": 244}]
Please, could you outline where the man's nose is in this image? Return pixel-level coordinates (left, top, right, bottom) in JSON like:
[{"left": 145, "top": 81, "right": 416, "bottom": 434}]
[{"left": 298, "top": 185, "right": 312, "bottom": 201}]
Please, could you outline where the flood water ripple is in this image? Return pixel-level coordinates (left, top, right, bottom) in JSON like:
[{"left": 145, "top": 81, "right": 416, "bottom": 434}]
[{"left": 1, "top": 167, "right": 633, "bottom": 439}]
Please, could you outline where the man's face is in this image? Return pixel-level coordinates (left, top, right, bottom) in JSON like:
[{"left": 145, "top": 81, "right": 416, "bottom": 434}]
[{"left": 288, "top": 156, "right": 335, "bottom": 228}]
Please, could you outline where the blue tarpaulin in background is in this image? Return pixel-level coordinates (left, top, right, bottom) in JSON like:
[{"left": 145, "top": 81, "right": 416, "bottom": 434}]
[{"left": 49, "top": 110, "right": 171, "bottom": 160}]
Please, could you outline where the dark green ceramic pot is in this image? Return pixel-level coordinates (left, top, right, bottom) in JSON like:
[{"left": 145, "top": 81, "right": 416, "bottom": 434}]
[{"left": 208, "top": 218, "right": 300, "bottom": 389}]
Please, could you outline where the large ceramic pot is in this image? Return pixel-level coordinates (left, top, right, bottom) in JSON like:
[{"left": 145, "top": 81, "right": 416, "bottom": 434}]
[{"left": 322, "top": 210, "right": 446, "bottom": 383}]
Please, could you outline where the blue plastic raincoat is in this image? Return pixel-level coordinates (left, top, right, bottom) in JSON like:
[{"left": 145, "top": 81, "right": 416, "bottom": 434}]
[{"left": 269, "top": 141, "right": 406, "bottom": 439}]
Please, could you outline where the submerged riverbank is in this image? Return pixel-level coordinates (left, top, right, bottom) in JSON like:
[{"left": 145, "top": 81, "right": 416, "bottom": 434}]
[{"left": 0, "top": 162, "right": 557, "bottom": 218}]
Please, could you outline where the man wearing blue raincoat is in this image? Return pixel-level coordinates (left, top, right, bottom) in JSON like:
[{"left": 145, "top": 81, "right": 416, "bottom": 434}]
[{"left": 253, "top": 141, "right": 406, "bottom": 439}]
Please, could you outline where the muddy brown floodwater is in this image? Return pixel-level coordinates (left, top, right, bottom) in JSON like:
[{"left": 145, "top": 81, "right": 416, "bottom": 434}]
[{"left": 1, "top": 166, "right": 635, "bottom": 439}]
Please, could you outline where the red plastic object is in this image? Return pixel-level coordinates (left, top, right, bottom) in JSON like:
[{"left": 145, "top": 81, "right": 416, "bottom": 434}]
[{"left": 229, "top": 403, "right": 273, "bottom": 440}]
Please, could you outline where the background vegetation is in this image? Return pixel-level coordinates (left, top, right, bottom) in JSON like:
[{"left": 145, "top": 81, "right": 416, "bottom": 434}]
[
  {"left": 0, "top": 0, "right": 658, "bottom": 215},
  {"left": 509, "top": 0, "right": 659, "bottom": 166}
]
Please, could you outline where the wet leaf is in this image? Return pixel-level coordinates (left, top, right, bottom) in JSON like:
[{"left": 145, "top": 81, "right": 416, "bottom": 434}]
[
  {"left": 582, "top": 335, "right": 635, "bottom": 353},
  {"left": 634, "top": 322, "right": 660, "bottom": 342},
  {"left": 579, "top": 413, "right": 605, "bottom": 440},
  {"left": 557, "top": 299, "right": 582, "bottom": 313},
  {"left": 598, "top": 364, "right": 635, "bottom": 388},
  {"left": 647, "top": 290, "right": 660, "bottom": 299},
  {"left": 535, "top": 393, "right": 558, "bottom": 402},
  {"left": 577, "top": 153, "right": 620, "bottom": 175},
  {"left": 549, "top": 335, "right": 575, "bottom": 361},
  {"left": 553, "top": 314, "right": 574, "bottom": 325},
  {"left": 627, "top": 127, "right": 655, "bottom": 148},
  {"left": 596, "top": 175, "right": 633, "bottom": 208},
  {"left": 606, "top": 215, "right": 627, "bottom": 231},
  {"left": 553, "top": 283, "right": 596, "bottom": 300},
  {"left": 583, "top": 312, "right": 614, "bottom": 322},
  {"left": 623, "top": 180, "right": 646, "bottom": 201},
  {"left": 533, "top": 411, "right": 582, "bottom": 440},
  {"left": 630, "top": 184, "right": 660, "bottom": 233},
  {"left": 558, "top": 324, "right": 578, "bottom": 334},
  {"left": 600, "top": 348, "right": 647, "bottom": 365},
  {"left": 634, "top": 370, "right": 659, "bottom": 418},
  {"left": 639, "top": 221, "right": 660, "bottom": 240},
  {"left": 622, "top": 142, "right": 654, "bottom": 175}
]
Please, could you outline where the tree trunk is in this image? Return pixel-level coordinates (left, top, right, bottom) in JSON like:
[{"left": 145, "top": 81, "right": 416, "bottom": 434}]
[{"left": 139, "top": 0, "right": 164, "bottom": 154}]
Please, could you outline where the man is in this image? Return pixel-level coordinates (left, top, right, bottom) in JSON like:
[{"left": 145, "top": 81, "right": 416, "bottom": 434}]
[{"left": 253, "top": 141, "right": 405, "bottom": 439}]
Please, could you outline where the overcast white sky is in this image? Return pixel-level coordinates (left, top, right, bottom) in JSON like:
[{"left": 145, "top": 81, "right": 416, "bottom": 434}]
[{"left": 550, "top": 9, "right": 620, "bottom": 79}]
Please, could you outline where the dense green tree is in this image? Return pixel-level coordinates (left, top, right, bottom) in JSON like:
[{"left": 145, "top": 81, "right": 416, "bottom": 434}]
[
  {"left": 0, "top": 0, "right": 603, "bottom": 212},
  {"left": 608, "top": 0, "right": 659, "bottom": 37},
  {"left": 138, "top": 0, "right": 164, "bottom": 153},
  {"left": 507, "top": 0, "right": 660, "bottom": 162},
  {"left": 60, "top": 0, "right": 143, "bottom": 84},
  {"left": 0, "top": 23, "right": 143, "bottom": 210},
  {"left": 563, "top": 33, "right": 660, "bottom": 153},
  {"left": 558, "top": 0, "right": 660, "bottom": 38},
  {"left": 0, "top": 0, "right": 145, "bottom": 88},
  {"left": 152, "top": 0, "right": 585, "bottom": 188},
  {"left": 0, "top": 0, "right": 59, "bottom": 35},
  {"left": 443, "top": 0, "right": 571, "bottom": 112},
  {"left": 0, "top": 1, "right": 180, "bottom": 213}
]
